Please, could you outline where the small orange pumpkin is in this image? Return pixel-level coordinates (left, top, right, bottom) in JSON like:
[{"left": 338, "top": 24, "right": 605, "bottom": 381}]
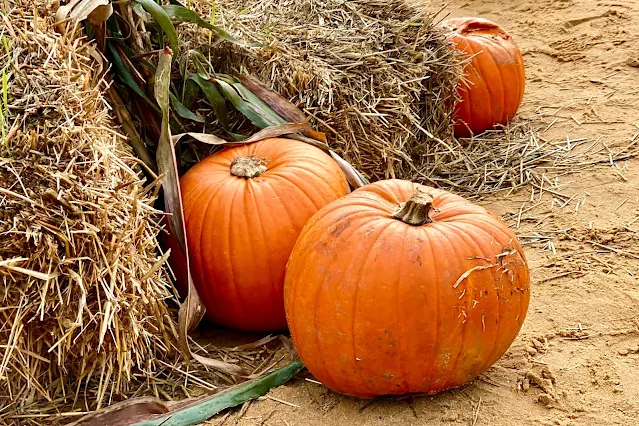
[
  {"left": 284, "top": 179, "right": 530, "bottom": 397},
  {"left": 179, "top": 137, "right": 350, "bottom": 332},
  {"left": 442, "top": 17, "right": 525, "bottom": 137}
]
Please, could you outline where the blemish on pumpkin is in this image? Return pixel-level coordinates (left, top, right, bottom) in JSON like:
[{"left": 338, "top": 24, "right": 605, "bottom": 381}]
[
  {"left": 407, "top": 244, "right": 422, "bottom": 265},
  {"left": 330, "top": 221, "right": 351, "bottom": 238},
  {"left": 443, "top": 352, "right": 451, "bottom": 366}
]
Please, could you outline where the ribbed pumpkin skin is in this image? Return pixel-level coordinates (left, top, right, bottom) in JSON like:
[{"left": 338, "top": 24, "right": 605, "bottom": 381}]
[
  {"left": 180, "top": 138, "right": 350, "bottom": 332},
  {"left": 443, "top": 17, "right": 525, "bottom": 137},
  {"left": 284, "top": 179, "right": 530, "bottom": 397}
]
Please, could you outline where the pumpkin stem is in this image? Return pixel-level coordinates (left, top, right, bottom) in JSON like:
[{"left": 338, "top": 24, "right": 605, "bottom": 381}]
[
  {"left": 392, "top": 188, "right": 435, "bottom": 226},
  {"left": 230, "top": 156, "right": 268, "bottom": 179}
]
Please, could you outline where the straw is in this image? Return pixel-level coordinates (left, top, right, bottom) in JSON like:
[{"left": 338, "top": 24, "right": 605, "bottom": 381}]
[{"left": 0, "top": 1, "right": 289, "bottom": 423}]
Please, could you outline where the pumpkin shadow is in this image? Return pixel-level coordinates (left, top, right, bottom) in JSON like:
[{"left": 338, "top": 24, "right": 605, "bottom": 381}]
[{"left": 190, "top": 317, "right": 290, "bottom": 347}]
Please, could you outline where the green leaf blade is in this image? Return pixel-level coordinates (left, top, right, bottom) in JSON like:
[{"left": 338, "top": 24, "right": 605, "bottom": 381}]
[
  {"left": 190, "top": 74, "right": 229, "bottom": 129},
  {"left": 137, "top": 0, "right": 180, "bottom": 52},
  {"left": 215, "top": 79, "right": 283, "bottom": 129},
  {"left": 132, "top": 361, "right": 304, "bottom": 426},
  {"left": 170, "top": 93, "right": 205, "bottom": 123},
  {"left": 106, "top": 41, "right": 158, "bottom": 111}
]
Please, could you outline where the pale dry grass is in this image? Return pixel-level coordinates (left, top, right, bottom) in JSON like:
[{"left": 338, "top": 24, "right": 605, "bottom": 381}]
[{"left": 0, "top": 1, "right": 288, "bottom": 424}]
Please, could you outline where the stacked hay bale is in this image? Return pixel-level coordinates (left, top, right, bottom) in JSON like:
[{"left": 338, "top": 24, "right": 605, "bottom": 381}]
[
  {"left": 187, "top": 0, "right": 463, "bottom": 182},
  {"left": 0, "top": 0, "right": 181, "bottom": 420}
]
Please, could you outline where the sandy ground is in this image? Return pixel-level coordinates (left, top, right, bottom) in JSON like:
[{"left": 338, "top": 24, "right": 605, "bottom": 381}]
[{"left": 204, "top": 1, "right": 639, "bottom": 425}]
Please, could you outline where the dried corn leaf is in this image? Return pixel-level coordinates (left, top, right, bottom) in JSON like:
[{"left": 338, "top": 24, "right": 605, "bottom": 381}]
[{"left": 155, "top": 48, "right": 244, "bottom": 376}]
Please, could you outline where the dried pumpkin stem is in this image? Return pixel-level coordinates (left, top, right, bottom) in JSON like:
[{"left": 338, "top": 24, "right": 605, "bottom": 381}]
[
  {"left": 392, "top": 188, "right": 435, "bottom": 226},
  {"left": 230, "top": 156, "right": 268, "bottom": 178}
]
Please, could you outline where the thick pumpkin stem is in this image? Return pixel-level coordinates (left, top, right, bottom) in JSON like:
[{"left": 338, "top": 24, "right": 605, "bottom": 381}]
[
  {"left": 392, "top": 188, "right": 435, "bottom": 226},
  {"left": 230, "top": 156, "right": 268, "bottom": 178}
]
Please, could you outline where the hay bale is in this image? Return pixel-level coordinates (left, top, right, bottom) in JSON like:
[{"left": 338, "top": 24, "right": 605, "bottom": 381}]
[
  {"left": 187, "top": 0, "right": 463, "bottom": 182},
  {"left": 0, "top": 0, "right": 181, "bottom": 418},
  {"left": 0, "top": 4, "right": 298, "bottom": 422}
]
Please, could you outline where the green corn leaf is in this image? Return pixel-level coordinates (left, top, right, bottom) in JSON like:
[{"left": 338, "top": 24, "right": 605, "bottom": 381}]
[
  {"left": 170, "top": 93, "right": 205, "bottom": 123},
  {"left": 105, "top": 10, "right": 124, "bottom": 37},
  {"left": 236, "top": 73, "right": 308, "bottom": 125},
  {"left": 131, "top": 1, "right": 145, "bottom": 17},
  {"left": 189, "top": 74, "right": 229, "bottom": 129},
  {"left": 215, "top": 79, "right": 284, "bottom": 129},
  {"left": 132, "top": 361, "right": 304, "bottom": 426},
  {"left": 118, "top": 43, "right": 157, "bottom": 73},
  {"left": 189, "top": 50, "right": 214, "bottom": 78},
  {"left": 232, "top": 81, "right": 286, "bottom": 123},
  {"left": 162, "top": 4, "right": 261, "bottom": 48},
  {"left": 228, "top": 132, "right": 247, "bottom": 141},
  {"left": 217, "top": 76, "right": 287, "bottom": 127},
  {"left": 106, "top": 41, "right": 159, "bottom": 112},
  {"left": 71, "top": 361, "right": 304, "bottom": 426},
  {"left": 136, "top": 0, "right": 180, "bottom": 52},
  {"left": 181, "top": 77, "right": 200, "bottom": 110}
]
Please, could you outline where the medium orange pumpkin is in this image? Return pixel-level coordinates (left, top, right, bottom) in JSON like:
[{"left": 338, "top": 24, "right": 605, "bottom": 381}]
[
  {"left": 442, "top": 17, "right": 525, "bottom": 137},
  {"left": 284, "top": 179, "right": 530, "bottom": 397},
  {"left": 180, "top": 137, "right": 350, "bottom": 332}
]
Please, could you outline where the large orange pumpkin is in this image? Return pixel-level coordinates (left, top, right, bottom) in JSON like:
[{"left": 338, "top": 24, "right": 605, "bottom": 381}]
[
  {"left": 442, "top": 17, "right": 525, "bottom": 137},
  {"left": 284, "top": 179, "right": 530, "bottom": 397},
  {"left": 179, "top": 137, "right": 350, "bottom": 332}
]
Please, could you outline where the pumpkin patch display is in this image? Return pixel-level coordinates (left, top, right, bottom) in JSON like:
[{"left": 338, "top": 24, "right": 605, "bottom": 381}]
[
  {"left": 179, "top": 138, "right": 350, "bottom": 332},
  {"left": 284, "top": 179, "right": 530, "bottom": 397},
  {"left": 442, "top": 17, "right": 525, "bottom": 137}
]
